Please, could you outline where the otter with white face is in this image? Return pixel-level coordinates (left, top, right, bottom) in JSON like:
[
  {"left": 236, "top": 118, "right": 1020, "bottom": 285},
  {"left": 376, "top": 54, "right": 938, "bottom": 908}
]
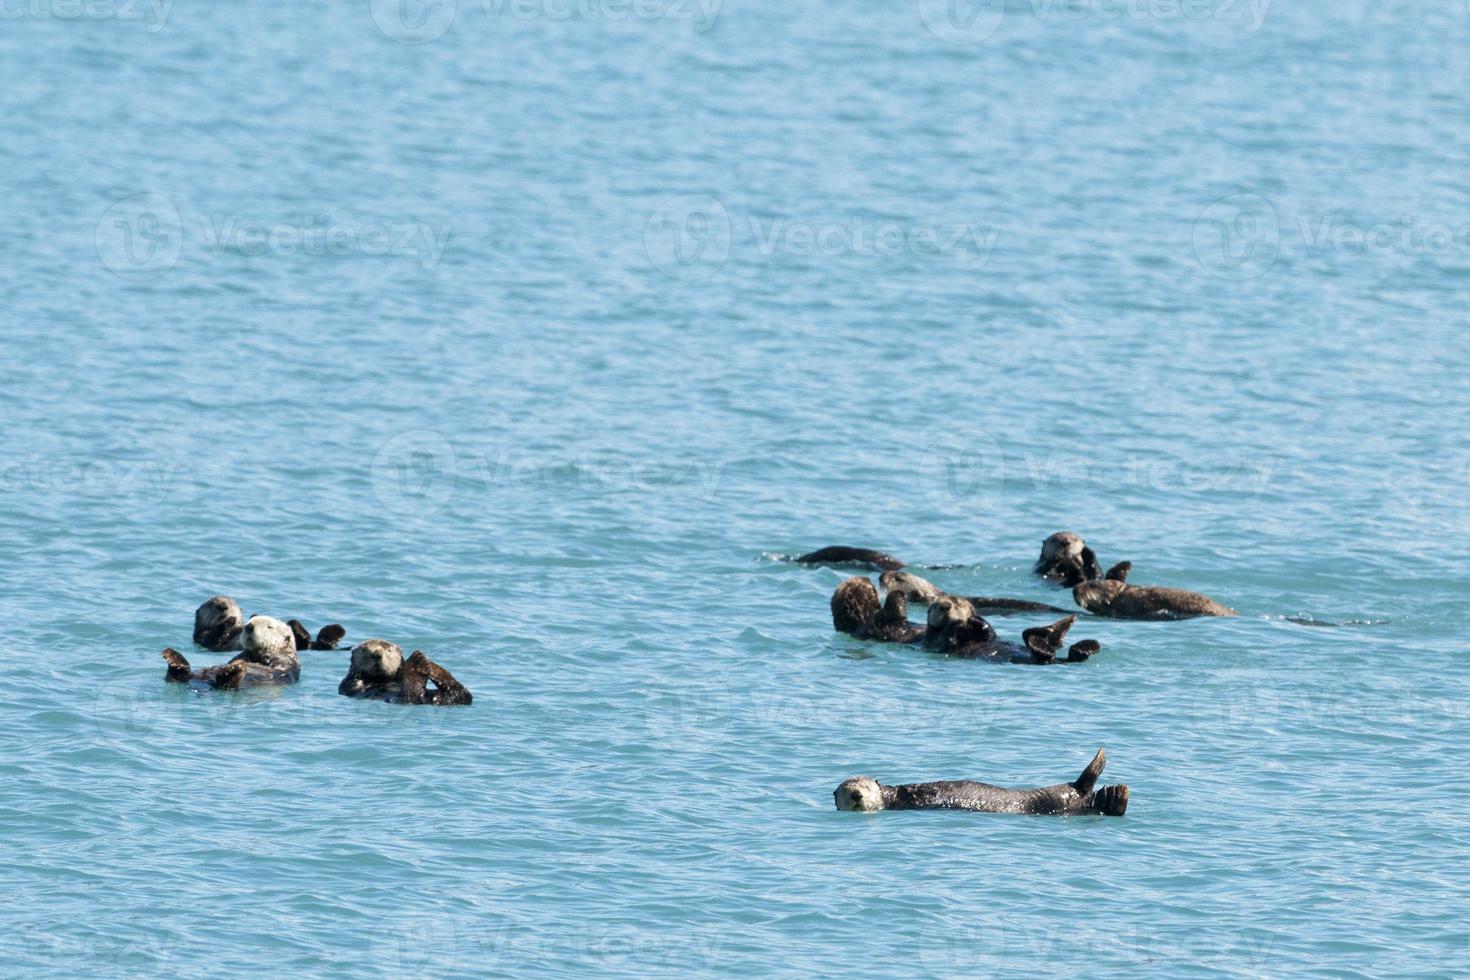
[
  {"left": 338, "top": 640, "right": 473, "bottom": 706},
  {"left": 834, "top": 749, "right": 1129, "bottom": 816},
  {"left": 164, "top": 615, "right": 302, "bottom": 690}
]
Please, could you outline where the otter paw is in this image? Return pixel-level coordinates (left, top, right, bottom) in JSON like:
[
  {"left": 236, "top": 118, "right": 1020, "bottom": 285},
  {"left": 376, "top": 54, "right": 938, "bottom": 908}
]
[
  {"left": 211, "top": 660, "right": 248, "bottom": 691},
  {"left": 1067, "top": 640, "right": 1101, "bottom": 662}
]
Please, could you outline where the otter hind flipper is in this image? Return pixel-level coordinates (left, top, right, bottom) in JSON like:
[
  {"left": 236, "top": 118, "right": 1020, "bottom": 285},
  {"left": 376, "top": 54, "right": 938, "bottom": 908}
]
[
  {"left": 162, "top": 648, "right": 192, "bottom": 683},
  {"left": 1092, "top": 784, "right": 1129, "bottom": 816},
  {"left": 313, "top": 624, "right": 347, "bottom": 650},
  {"left": 1021, "top": 614, "right": 1077, "bottom": 663},
  {"left": 1072, "top": 748, "right": 1106, "bottom": 796},
  {"left": 287, "top": 619, "right": 313, "bottom": 651},
  {"left": 1105, "top": 561, "right": 1132, "bottom": 583},
  {"left": 209, "top": 660, "right": 248, "bottom": 691},
  {"left": 1066, "top": 639, "right": 1101, "bottom": 662}
]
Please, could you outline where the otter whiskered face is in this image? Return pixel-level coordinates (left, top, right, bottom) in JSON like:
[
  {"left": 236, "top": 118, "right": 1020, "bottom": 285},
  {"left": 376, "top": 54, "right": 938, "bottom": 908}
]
[
  {"left": 241, "top": 616, "right": 295, "bottom": 658},
  {"left": 1037, "top": 532, "right": 1084, "bottom": 567},
  {"left": 926, "top": 596, "right": 975, "bottom": 631},
  {"left": 834, "top": 777, "right": 885, "bottom": 812},
  {"left": 350, "top": 640, "right": 405, "bottom": 684}
]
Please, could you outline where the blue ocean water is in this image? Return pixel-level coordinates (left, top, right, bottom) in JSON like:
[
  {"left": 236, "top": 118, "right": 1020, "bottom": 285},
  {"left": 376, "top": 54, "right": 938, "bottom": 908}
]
[{"left": 2, "top": 0, "right": 1468, "bottom": 975}]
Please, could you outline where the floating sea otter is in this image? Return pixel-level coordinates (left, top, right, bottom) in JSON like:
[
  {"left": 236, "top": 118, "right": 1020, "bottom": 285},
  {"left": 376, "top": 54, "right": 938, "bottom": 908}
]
[
  {"left": 163, "top": 615, "right": 301, "bottom": 690},
  {"left": 1073, "top": 563, "right": 1235, "bottom": 619},
  {"left": 831, "top": 577, "right": 925, "bottom": 643},
  {"left": 923, "top": 596, "right": 1100, "bottom": 664},
  {"left": 1032, "top": 532, "right": 1104, "bottom": 587},
  {"left": 193, "top": 596, "right": 246, "bottom": 651},
  {"left": 794, "top": 546, "right": 906, "bottom": 572},
  {"left": 834, "top": 748, "right": 1129, "bottom": 816},
  {"left": 337, "top": 640, "right": 473, "bottom": 706},
  {"left": 879, "top": 570, "right": 1071, "bottom": 616}
]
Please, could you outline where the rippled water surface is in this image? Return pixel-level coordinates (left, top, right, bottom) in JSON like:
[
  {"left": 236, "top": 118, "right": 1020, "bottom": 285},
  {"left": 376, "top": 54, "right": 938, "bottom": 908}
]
[{"left": 2, "top": 1, "right": 1469, "bottom": 976}]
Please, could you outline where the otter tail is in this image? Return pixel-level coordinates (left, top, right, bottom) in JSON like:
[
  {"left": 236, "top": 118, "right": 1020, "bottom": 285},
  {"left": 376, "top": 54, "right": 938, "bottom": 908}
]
[
  {"left": 1092, "top": 784, "right": 1129, "bottom": 817},
  {"left": 1071, "top": 748, "right": 1106, "bottom": 795}
]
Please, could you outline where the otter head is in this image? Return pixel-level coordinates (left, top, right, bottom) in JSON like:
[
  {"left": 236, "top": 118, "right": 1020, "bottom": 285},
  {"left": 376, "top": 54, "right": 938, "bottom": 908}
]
[
  {"left": 240, "top": 616, "right": 298, "bottom": 668},
  {"left": 349, "top": 639, "right": 405, "bottom": 684},
  {"left": 1036, "top": 532, "right": 1084, "bottom": 568},
  {"left": 831, "top": 577, "right": 881, "bottom": 635},
  {"left": 833, "top": 776, "right": 885, "bottom": 812},
  {"left": 926, "top": 595, "right": 976, "bottom": 632},
  {"left": 1073, "top": 579, "right": 1126, "bottom": 613},
  {"left": 880, "top": 570, "right": 941, "bottom": 605},
  {"left": 193, "top": 596, "right": 244, "bottom": 651}
]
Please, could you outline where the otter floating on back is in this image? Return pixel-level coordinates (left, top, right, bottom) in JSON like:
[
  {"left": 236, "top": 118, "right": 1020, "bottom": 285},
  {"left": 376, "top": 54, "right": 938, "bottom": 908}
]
[
  {"left": 923, "top": 595, "right": 1100, "bottom": 664},
  {"left": 1073, "top": 563, "right": 1236, "bottom": 619},
  {"left": 164, "top": 615, "right": 301, "bottom": 690},
  {"left": 880, "top": 570, "right": 1072, "bottom": 616},
  {"left": 337, "top": 640, "right": 472, "bottom": 706},
  {"left": 834, "top": 748, "right": 1129, "bottom": 816}
]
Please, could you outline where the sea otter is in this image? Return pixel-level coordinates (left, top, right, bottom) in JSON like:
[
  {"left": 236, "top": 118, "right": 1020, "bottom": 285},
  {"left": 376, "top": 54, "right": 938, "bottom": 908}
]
[
  {"left": 337, "top": 640, "right": 472, "bottom": 706},
  {"left": 924, "top": 596, "right": 1100, "bottom": 664},
  {"left": 193, "top": 596, "right": 245, "bottom": 651},
  {"left": 163, "top": 615, "right": 301, "bottom": 690},
  {"left": 795, "top": 546, "right": 906, "bottom": 572},
  {"left": 1032, "top": 532, "right": 1103, "bottom": 588},
  {"left": 286, "top": 620, "right": 348, "bottom": 651},
  {"left": 1073, "top": 570, "right": 1235, "bottom": 619},
  {"left": 834, "top": 748, "right": 1129, "bottom": 816},
  {"left": 831, "top": 577, "right": 924, "bottom": 643},
  {"left": 880, "top": 570, "right": 1074, "bottom": 616}
]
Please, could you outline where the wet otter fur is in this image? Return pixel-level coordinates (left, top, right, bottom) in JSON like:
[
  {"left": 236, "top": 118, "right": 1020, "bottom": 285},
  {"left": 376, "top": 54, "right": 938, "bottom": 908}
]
[
  {"left": 1073, "top": 574, "right": 1235, "bottom": 619},
  {"left": 880, "top": 570, "right": 1074, "bottom": 616},
  {"left": 834, "top": 748, "right": 1128, "bottom": 816},
  {"left": 796, "top": 546, "right": 906, "bottom": 572},
  {"left": 164, "top": 615, "right": 301, "bottom": 690},
  {"left": 337, "top": 640, "right": 472, "bottom": 706},
  {"left": 924, "top": 596, "right": 1099, "bottom": 664},
  {"left": 287, "top": 619, "right": 348, "bottom": 651},
  {"left": 193, "top": 596, "right": 245, "bottom": 652},
  {"left": 1033, "top": 532, "right": 1104, "bottom": 588},
  {"left": 831, "top": 577, "right": 925, "bottom": 643}
]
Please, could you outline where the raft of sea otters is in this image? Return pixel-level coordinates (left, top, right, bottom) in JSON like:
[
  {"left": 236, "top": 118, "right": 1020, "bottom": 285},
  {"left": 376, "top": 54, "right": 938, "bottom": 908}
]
[
  {"left": 160, "top": 596, "right": 471, "bottom": 705},
  {"left": 800, "top": 532, "right": 1238, "bottom": 818},
  {"left": 153, "top": 532, "right": 1232, "bottom": 818}
]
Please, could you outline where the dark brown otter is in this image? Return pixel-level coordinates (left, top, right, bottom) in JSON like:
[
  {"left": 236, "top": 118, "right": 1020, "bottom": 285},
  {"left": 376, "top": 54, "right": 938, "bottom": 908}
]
[
  {"left": 337, "top": 640, "right": 472, "bottom": 706},
  {"left": 834, "top": 748, "right": 1128, "bottom": 816},
  {"left": 879, "top": 570, "right": 1071, "bottom": 615},
  {"left": 830, "top": 577, "right": 924, "bottom": 643},
  {"left": 796, "top": 546, "right": 906, "bottom": 572},
  {"left": 193, "top": 596, "right": 245, "bottom": 652},
  {"left": 924, "top": 596, "right": 1099, "bottom": 664}
]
